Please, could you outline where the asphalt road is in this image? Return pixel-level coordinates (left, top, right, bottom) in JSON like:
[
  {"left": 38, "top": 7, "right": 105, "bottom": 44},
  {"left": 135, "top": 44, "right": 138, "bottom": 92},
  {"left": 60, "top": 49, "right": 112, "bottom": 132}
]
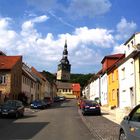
[
  {"left": 0, "top": 99, "right": 120, "bottom": 140},
  {"left": 0, "top": 99, "right": 95, "bottom": 140}
]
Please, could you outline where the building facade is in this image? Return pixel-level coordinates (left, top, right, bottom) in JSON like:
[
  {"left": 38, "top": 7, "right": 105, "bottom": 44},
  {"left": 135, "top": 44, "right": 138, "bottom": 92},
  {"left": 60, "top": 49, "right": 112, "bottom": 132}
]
[{"left": 0, "top": 56, "right": 22, "bottom": 103}]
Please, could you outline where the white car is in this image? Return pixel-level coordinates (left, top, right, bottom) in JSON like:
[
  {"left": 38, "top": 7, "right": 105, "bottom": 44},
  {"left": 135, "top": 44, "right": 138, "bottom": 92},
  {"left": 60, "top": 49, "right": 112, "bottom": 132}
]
[{"left": 119, "top": 104, "right": 140, "bottom": 140}]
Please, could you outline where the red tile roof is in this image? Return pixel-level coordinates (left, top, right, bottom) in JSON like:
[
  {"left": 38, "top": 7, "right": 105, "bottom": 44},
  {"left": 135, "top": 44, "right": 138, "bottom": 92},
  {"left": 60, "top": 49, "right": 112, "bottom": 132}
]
[
  {"left": 0, "top": 56, "right": 22, "bottom": 70},
  {"left": 72, "top": 83, "right": 80, "bottom": 92},
  {"left": 31, "top": 67, "right": 46, "bottom": 81},
  {"left": 101, "top": 54, "right": 124, "bottom": 64},
  {"left": 56, "top": 81, "right": 72, "bottom": 89}
]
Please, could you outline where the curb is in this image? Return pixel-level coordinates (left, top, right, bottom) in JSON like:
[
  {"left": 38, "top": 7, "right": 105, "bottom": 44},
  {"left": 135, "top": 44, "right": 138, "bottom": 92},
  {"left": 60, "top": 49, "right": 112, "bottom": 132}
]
[{"left": 78, "top": 109, "right": 103, "bottom": 140}]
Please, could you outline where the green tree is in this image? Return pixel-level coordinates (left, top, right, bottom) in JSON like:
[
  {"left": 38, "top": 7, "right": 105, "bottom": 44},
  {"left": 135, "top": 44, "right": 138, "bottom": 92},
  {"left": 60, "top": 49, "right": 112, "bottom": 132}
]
[{"left": 70, "top": 73, "right": 95, "bottom": 89}]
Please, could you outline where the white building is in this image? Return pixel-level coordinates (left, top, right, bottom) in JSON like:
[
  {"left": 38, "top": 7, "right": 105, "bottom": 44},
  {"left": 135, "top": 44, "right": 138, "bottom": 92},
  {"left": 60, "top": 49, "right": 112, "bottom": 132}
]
[
  {"left": 118, "top": 54, "right": 135, "bottom": 108},
  {"left": 82, "top": 85, "right": 89, "bottom": 99},
  {"left": 100, "top": 73, "right": 108, "bottom": 106},
  {"left": 118, "top": 32, "right": 140, "bottom": 108},
  {"left": 124, "top": 32, "right": 140, "bottom": 57},
  {"left": 89, "top": 78, "right": 100, "bottom": 101}
]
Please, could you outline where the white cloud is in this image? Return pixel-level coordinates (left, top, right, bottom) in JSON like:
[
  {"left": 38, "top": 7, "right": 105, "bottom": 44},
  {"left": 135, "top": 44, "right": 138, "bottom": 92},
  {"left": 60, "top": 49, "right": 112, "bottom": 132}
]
[
  {"left": 32, "top": 15, "right": 49, "bottom": 23},
  {"left": 0, "top": 17, "right": 10, "bottom": 29},
  {"left": 68, "top": 0, "right": 111, "bottom": 18},
  {"left": 74, "top": 27, "right": 114, "bottom": 48},
  {"left": 112, "top": 44, "right": 125, "bottom": 54},
  {"left": 27, "top": 0, "right": 58, "bottom": 11},
  {"left": 27, "top": 0, "right": 111, "bottom": 18},
  {"left": 115, "top": 18, "right": 137, "bottom": 40},
  {"left": 0, "top": 17, "right": 18, "bottom": 50},
  {"left": 0, "top": 15, "right": 115, "bottom": 73}
]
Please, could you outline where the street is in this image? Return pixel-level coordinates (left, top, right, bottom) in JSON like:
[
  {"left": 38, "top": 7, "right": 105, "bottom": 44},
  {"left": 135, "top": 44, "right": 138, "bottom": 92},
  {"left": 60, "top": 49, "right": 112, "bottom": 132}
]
[{"left": 0, "top": 99, "right": 120, "bottom": 140}]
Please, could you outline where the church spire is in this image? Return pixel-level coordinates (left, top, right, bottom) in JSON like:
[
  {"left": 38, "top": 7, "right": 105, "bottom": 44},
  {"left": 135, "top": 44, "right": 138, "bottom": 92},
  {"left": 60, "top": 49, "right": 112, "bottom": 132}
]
[
  {"left": 57, "top": 40, "right": 71, "bottom": 82},
  {"left": 63, "top": 39, "right": 68, "bottom": 56},
  {"left": 61, "top": 40, "right": 69, "bottom": 64}
]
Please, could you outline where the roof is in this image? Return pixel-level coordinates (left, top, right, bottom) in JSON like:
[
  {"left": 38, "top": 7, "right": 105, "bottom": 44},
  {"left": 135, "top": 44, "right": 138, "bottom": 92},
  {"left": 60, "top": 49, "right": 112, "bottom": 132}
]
[
  {"left": 31, "top": 67, "right": 46, "bottom": 81},
  {"left": 72, "top": 83, "right": 80, "bottom": 92},
  {"left": 101, "top": 54, "right": 124, "bottom": 64},
  {"left": 22, "top": 63, "right": 37, "bottom": 82},
  {"left": 124, "top": 32, "right": 140, "bottom": 45},
  {"left": 96, "top": 69, "right": 103, "bottom": 76},
  {"left": 0, "top": 51, "right": 6, "bottom": 56},
  {"left": 117, "top": 50, "right": 139, "bottom": 67},
  {"left": 56, "top": 81, "right": 72, "bottom": 89},
  {"left": 0, "top": 56, "right": 22, "bottom": 70},
  {"left": 107, "top": 54, "right": 125, "bottom": 74}
]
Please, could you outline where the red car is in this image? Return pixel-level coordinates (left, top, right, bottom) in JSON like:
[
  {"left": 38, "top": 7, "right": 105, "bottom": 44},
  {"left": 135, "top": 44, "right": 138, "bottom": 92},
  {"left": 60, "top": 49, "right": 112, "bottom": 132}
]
[{"left": 78, "top": 99, "right": 86, "bottom": 109}]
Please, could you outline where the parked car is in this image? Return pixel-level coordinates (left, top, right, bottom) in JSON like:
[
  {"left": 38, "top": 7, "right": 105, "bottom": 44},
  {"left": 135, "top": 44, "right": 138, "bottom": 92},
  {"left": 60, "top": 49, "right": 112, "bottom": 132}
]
[
  {"left": 43, "top": 97, "right": 53, "bottom": 107},
  {"left": 119, "top": 104, "right": 140, "bottom": 140},
  {"left": 54, "top": 96, "right": 65, "bottom": 102},
  {"left": 81, "top": 100, "right": 101, "bottom": 115},
  {"left": 59, "top": 96, "right": 66, "bottom": 101},
  {"left": 30, "top": 100, "right": 47, "bottom": 109},
  {"left": 0, "top": 100, "right": 24, "bottom": 118},
  {"left": 53, "top": 96, "right": 60, "bottom": 102}
]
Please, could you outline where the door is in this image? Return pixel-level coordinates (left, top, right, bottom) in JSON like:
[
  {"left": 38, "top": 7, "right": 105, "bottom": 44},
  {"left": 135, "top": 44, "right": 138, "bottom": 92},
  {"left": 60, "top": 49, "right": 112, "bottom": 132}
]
[
  {"left": 130, "top": 87, "right": 135, "bottom": 108},
  {"left": 117, "top": 89, "right": 119, "bottom": 107}
]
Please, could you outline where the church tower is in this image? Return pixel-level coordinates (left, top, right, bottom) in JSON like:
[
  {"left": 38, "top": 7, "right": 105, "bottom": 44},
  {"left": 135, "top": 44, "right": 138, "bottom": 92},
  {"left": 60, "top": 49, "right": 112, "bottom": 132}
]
[{"left": 57, "top": 40, "right": 71, "bottom": 82}]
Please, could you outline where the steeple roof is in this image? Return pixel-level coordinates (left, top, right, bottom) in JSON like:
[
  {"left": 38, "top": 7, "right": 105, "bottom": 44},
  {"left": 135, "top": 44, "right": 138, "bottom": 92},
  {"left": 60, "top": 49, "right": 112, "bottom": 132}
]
[{"left": 60, "top": 40, "right": 70, "bottom": 64}]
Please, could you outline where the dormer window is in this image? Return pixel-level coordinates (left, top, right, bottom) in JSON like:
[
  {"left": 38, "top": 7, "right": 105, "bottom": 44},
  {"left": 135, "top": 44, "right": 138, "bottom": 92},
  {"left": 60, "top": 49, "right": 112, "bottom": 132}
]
[
  {"left": 131, "top": 40, "right": 134, "bottom": 46},
  {"left": 128, "top": 44, "right": 130, "bottom": 50}
]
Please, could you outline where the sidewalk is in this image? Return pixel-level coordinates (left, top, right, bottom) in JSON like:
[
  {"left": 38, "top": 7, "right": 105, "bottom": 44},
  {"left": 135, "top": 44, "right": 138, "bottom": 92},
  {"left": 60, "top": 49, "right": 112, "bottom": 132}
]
[
  {"left": 78, "top": 108, "right": 120, "bottom": 140},
  {"left": 101, "top": 106, "right": 131, "bottom": 124}
]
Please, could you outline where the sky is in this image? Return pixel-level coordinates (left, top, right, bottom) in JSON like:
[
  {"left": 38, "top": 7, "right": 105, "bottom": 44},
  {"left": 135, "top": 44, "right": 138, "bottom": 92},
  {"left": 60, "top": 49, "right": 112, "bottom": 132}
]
[{"left": 0, "top": 0, "right": 139, "bottom": 74}]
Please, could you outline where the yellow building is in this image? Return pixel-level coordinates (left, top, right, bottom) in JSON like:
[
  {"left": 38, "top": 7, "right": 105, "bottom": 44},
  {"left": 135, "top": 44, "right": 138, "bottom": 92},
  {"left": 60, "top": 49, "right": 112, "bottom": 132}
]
[
  {"left": 107, "top": 55, "right": 125, "bottom": 108},
  {"left": 108, "top": 68, "right": 119, "bottom": 108}
]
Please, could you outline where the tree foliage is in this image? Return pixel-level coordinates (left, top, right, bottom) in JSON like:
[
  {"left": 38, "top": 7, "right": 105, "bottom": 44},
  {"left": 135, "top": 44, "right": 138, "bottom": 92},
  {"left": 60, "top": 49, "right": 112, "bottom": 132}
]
[
  {"left": 70, "top": 73, "right": 94, "bottom": 89},
  {"left": 41, "top": 70, "right": 95, "bottom": 89},
  {"left": 41, "top": 70, "right": 56, "bottom": 83}
]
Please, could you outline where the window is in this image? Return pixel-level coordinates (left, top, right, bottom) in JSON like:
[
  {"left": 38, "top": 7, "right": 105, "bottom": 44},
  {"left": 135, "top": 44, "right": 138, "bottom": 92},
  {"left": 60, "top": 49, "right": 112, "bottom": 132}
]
[
  {"left": 0, "top": 75, "right": 6, "bottom": 84},
  {"left": 122, "top": 67, "right": 125, "bottom": 79},
  {"left": 128, "top": 44, "right": 130, "bottom": 50},
  {"left": 116, "top": 70, "right": 118, "bottom": 80},
  {"left": 112, "top": 89, "right": 115, "bottom": 100},
  {"left": 130, "top": 61, "right": 134, "bottom": 75},
  {"left": 131, "top": 40, "right": 134, "bottom": 46},
  {"left": 112, "top": 72, "right": 114, "bottom": 82},
  {"left": 130, "top": 107, "right": 140, "bottom": 122},
  {"left": 109, "top": 75, "right": 110, "bottom": 84},
  {"left": 31, "top": 81, "right": 33, "bottom": 88}
]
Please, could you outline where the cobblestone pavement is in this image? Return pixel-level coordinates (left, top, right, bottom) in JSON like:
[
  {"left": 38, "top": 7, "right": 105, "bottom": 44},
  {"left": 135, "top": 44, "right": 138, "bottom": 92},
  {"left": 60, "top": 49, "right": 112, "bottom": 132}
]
[{"left": 78, "top": 109, "right": 120, "bottom": 140}]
